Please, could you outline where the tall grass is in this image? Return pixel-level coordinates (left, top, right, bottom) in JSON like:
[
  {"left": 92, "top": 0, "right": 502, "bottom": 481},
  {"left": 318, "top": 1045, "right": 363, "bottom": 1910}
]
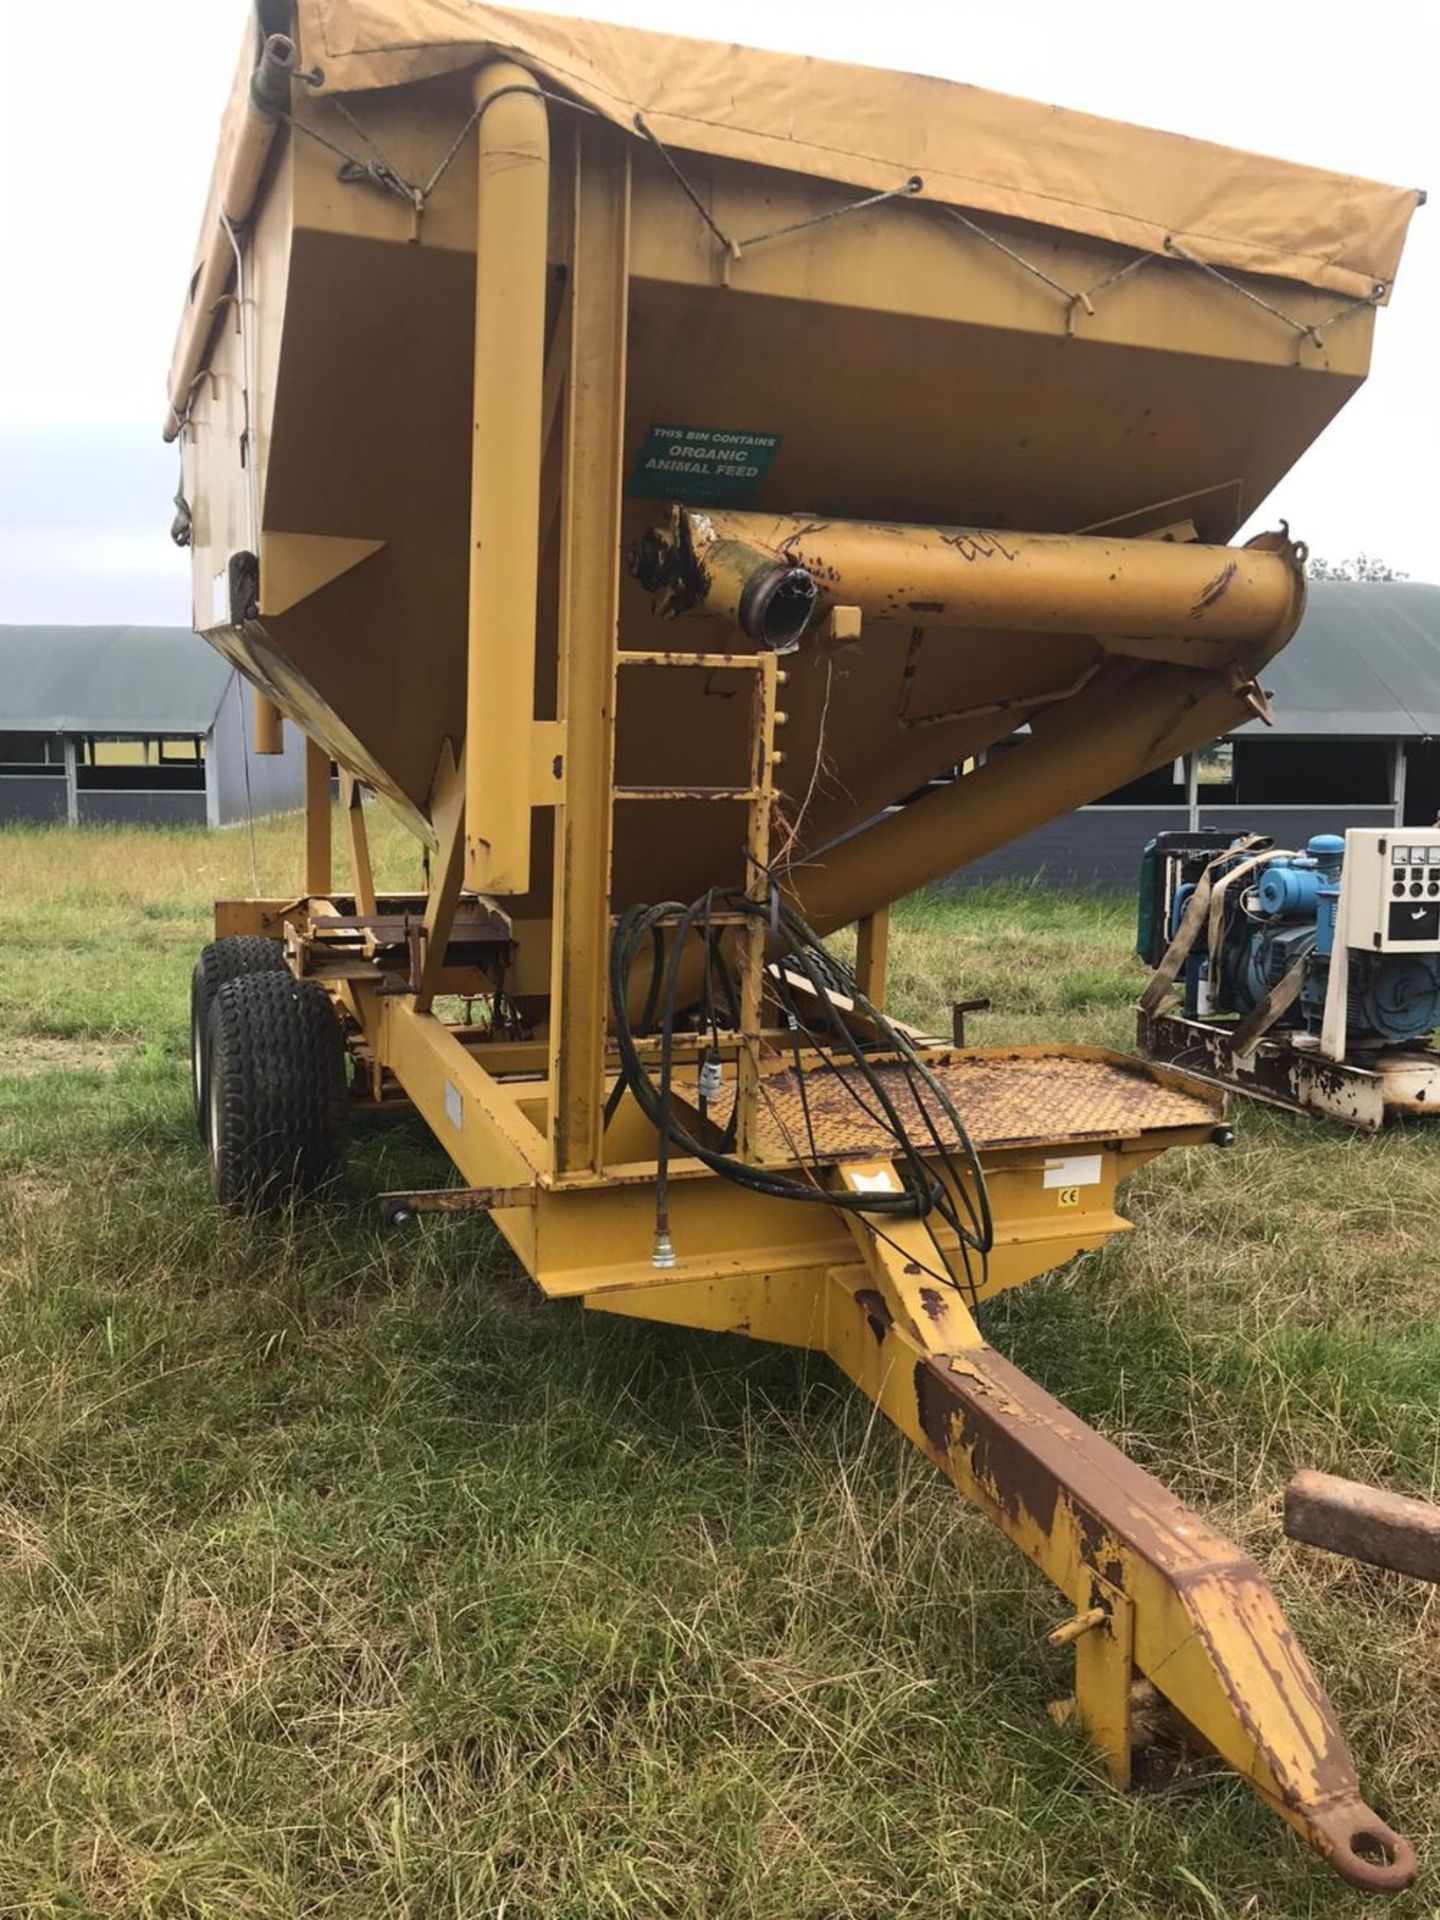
[{"left": 0, "top": 817, "right": 1436, "bottom": 1916}]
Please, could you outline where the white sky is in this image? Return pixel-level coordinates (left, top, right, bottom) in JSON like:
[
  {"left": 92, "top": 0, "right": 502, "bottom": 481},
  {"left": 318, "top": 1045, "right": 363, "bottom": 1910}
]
[{"left": 0, "top": 0, "right": 1435, "bottom": 623}]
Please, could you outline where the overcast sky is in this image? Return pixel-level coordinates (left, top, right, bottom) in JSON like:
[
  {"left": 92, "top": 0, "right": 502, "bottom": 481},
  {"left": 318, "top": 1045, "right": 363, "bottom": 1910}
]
[{"left": 1, "top": 0, "right": 1435, "bottom": 624}]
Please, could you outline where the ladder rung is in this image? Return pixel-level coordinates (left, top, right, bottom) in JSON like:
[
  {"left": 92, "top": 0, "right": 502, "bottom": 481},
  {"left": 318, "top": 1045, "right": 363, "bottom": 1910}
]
[
  {"left": 607, "top": 908, "right": 756, "bottom": 927},
  {"left": 613, "top": 784, "right": 760, "bottom": 802},
  {"left": 617, "top": 651, "right": 769, "bottom": 671}
]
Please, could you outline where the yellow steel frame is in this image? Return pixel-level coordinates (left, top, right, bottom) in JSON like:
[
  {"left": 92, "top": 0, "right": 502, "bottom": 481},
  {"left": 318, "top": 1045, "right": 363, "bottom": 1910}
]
[
  {"left": 219, "top": 90, "right": 1413, "bottom": 1893},
  {"left": 548, "top": 120, "right": 629, "bottom": 1177}
]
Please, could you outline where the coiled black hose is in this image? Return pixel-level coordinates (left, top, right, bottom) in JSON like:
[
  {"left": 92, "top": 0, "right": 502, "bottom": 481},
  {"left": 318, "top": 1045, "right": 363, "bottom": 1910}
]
[{"left": 607, "top": 885, "right": 993, "bottom": 1300}]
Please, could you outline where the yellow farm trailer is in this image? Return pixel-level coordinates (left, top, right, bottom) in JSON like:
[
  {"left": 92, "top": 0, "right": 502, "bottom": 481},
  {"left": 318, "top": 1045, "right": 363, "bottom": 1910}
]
[{"left": 168, "top": 4, "right": 1423, "bottom": 1889}]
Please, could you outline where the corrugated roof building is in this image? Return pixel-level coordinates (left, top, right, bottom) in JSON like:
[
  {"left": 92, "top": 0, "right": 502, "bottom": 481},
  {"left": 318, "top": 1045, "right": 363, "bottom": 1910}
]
[
  {"left": 0, "top": 627, "right": 307, "bottom": 828},
  {"left": 1251, "top": 582, "right": 1440, "bottom": 739}
]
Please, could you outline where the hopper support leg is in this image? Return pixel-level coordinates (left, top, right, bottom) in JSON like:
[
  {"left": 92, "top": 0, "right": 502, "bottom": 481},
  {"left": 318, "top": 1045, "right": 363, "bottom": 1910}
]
[
  {"left": 304, "top": 736, "right": 331, "bottom": 897},
  {"left": 341, "top": 771, "right": 376, "bottom": 919},
  {"left": 416, "top": 740, "right": 467, "bottom": 1012},
  {"left": 855, "top": 906, "right": 890, "bottom": 1011},
  {"left": 547, "top": 122, "right": 630, "bottom": 1177}
]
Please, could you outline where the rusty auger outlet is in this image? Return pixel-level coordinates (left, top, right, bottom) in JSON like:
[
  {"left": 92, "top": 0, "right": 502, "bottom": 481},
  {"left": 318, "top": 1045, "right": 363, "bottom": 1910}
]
[{"left": 170, "top": 3, "right": 1422, "bottom": 1894}]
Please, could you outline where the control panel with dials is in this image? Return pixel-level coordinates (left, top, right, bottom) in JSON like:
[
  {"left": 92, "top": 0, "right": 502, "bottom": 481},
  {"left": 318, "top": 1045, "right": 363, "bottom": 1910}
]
[{"left": 1341, "top": 829, "right": 1440, "bottom": 951}]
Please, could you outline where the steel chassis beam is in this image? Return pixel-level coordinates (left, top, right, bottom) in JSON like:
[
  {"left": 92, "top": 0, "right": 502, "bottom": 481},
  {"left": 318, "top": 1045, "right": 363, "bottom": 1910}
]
[{"left": 218, "top": 900, "right": 1420, "bottom": 1887}]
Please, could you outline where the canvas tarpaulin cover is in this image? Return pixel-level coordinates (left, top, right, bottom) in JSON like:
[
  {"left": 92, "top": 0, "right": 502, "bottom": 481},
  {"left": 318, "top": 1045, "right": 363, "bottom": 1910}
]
[{"left": 283, "top": 0, "right": 1420, "bottom": 299}]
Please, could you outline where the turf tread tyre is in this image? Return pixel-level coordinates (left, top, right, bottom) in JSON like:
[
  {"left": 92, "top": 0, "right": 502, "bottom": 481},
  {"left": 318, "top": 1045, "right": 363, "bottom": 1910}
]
[
  {"left": 206, "top": 972, "right": 347, "bottom": 1210},
  {"left": 190, "top": 937, "right": 287, "bottom": 1140}
]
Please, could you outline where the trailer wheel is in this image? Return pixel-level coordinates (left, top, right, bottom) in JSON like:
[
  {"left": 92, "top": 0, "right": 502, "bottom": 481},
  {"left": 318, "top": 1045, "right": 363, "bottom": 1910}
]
[
  {"left": 190, "top": 937, "right": 288, "bottom": 1141},
  {"left": 205, "top": 972, "right": 347, "bottom": 1210}
]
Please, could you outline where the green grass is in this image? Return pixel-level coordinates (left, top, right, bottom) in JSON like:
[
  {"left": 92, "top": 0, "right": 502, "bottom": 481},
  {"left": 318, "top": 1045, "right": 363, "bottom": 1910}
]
[{"left": 1, "top": 817, "right": 1438, "bottom": 1917}]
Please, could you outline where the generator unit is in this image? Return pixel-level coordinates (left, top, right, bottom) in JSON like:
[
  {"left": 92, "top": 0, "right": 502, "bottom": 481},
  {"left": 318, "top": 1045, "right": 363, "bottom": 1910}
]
[{"left": 1137, "top": 829, "right": 1440, "bottom": 1126}]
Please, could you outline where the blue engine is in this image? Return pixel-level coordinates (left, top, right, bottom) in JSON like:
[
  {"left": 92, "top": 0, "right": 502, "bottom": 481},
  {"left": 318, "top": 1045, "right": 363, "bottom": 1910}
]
[{"left": 1172, "top": 834, "right": 1440, "bottom": 1047}]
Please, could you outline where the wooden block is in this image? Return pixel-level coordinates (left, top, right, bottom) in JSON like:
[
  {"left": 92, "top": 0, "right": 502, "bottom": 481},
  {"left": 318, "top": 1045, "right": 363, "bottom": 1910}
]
[
  {"left": 1284, "top": 1469, "right": 1440, "bottom": 1582},
  {"left": 818, "top": 604, "right": 863, "bottom": 651}
]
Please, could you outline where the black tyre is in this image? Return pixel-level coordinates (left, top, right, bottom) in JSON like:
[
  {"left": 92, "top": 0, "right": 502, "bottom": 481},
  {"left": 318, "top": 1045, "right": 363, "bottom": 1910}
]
[
  {"left": 190, "top": 937, "right": 287, "bottom": 1141},
  {"left": 206, "top": 972, "right": 348, "bottom": 1210}
]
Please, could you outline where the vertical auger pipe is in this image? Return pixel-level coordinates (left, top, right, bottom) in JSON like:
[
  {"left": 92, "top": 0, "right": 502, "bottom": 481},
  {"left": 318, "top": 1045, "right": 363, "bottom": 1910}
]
[{"left": 464, "top": 63, "right": 551, "bottom": 896}]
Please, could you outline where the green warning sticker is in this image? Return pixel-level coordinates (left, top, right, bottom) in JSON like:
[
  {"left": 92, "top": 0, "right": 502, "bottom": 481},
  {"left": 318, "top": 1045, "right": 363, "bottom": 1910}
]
[{"left": 627, "top": 424, "right": 781, "bottom": 505}]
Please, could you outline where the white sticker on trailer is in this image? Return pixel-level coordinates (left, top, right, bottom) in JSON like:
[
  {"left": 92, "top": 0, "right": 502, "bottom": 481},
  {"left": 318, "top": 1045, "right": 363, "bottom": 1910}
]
[
  {"left": 851, "top": 1169, "right": 898, "bottom": 1194},
  {"left": 444, "top": 1080, "right": 463, "bottom": 1131},
  {"left": 1042, "top": 1153, "right": 1103, "bottom": 1189}
]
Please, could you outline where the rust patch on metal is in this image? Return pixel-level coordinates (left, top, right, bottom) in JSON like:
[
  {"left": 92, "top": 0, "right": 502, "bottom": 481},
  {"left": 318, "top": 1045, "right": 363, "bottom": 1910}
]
[
  {"left": 629, "top": 524, "right": 703, "bottom": 618},
  {"left": 919, "top": 1342, "right": 1253, "bottom": 1580},
  {"left": 1189, "top": 560, "right": 1237, "bottom": 617},
  {"left": 1076, "top": 1507, "right": 1127, "bottom": 1594},
  {"left": 915, "top": 1353, "right": 1061, "bottom": 1535},
  {"left": 1136, "top": 1006, "right": 1409, "bottom": 1129},
  {"left": 855, "top": 1287, "right": 892, "bottom": 1344},
  {"left": 914, "top": 1357, "right": 953, "bottom": 1451},
  {"left": 919, "top": 1286, "right": 948, "bottom": 1324}
]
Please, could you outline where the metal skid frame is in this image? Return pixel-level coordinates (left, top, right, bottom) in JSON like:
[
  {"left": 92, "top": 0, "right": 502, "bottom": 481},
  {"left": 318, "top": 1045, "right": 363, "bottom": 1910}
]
[
  {"left": 1138, "top": 1006, "right": 1440, "bottom": 1130},
  {"left": 212, "top": 89, "right": 1412, "bottom": 1891}
]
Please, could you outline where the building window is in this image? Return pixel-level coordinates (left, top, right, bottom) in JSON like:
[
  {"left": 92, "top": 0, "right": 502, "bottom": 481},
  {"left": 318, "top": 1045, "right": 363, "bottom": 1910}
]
[
  {"left": 1196, "top": 740, "right": 1235, "bottom": 805},
  {"left": 75, "top": 737, "right": 206, "bottom": 793},
  {"left": 0, "top": 731, "right": 65, "bottom": 771},
  {"left": 1094, "top": 759, "right": 1188, "bottom": 806},
  {"left": 1232, "top": 739, "right": 1389, "bottom": 806}
]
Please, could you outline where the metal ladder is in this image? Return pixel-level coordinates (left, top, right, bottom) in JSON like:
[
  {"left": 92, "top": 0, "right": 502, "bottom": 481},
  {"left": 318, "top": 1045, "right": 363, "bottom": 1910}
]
[{"left": 611, "top": 648, "right": 782, "bottom": 1161}]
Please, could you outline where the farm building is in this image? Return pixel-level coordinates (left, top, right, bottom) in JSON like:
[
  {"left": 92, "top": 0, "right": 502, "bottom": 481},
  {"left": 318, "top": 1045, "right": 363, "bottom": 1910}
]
[
  {"left": 952, "top": 578, "right": 1440, "bottom": 887},
  {"left": 0, "top": 626, "right": 307, "bottom": 828}
]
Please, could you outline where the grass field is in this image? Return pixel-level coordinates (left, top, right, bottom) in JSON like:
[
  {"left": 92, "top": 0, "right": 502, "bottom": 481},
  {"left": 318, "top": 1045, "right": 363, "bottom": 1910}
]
[{"left": 2, "top": 813, "right": 1439, "bottom": 1918}]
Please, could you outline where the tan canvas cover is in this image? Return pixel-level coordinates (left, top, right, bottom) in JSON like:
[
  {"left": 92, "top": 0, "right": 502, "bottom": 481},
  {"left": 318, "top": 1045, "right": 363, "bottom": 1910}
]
[
  {"left": 288, "top": 1, "right": 1420, "bottom": 299},
  {"left": 168, "top": 4, "right": 1423, "bottom": 425}
]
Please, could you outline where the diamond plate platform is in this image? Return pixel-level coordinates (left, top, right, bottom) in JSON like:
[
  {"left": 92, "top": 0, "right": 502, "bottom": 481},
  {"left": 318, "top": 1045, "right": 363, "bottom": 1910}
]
[{"left": 713, "top": 1048, "right": 1219, "bottom": 1160}]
